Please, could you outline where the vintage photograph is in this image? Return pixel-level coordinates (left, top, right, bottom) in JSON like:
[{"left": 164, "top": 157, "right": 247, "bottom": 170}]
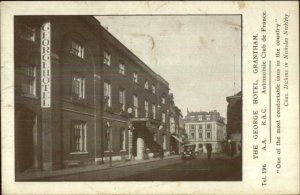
[{"left": 14, "top": 15, "right": 242, "bottom": 181}]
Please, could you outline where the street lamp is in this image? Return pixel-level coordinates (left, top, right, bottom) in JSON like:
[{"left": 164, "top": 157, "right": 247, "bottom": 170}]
[
  {"left": 228, "top": 139, "right": 231, "bottom": 157},
  {"left": 127, "top": 107, "right": 133, "bottom": 160}
]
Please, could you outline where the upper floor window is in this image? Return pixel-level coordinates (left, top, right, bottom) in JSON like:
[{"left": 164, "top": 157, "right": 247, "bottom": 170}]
[
  {"left": 133, "top": 72, "right": 138, "bottom": 83},
  {"left": 198, "top": 130, "right": 203, "bottom": 139},
  {"left": 19, "top": 24, "right": 36, "bottom": 42},
  {"left": 72, "top": 74, "right": 85, "bottom": 99},
  {"left": 133, "top": 95, "right": 138, "bottom": 118},
  {"left": 198, "top": 125, "right": 203, "bottom": 130},
  {"left": 190, "top": 130, "right": 195, "bottom": 139},
  {"left": 103, "top": 51, "right": 111, "bottom": 66},
  {"left": 162, "top": 111, "right": 166, "bottom": 123},
  {"left": 144, "top": 100, "right": 149, "bottom": 118},
  {"left": 21, "top": 65, "right": 36, "bottom": 96},
  {"left": 206, "top": 131, "right": 211, "bottom": 139},
  {"left": 119, "top": 63, "right": 125, "bottom": 75},
  {"left": 104, "top": 82, "right": 112, "bottom": 107},
  {"left": 119, "top": 89, "right": 125, "bottom": 111},
  {"left": 71, "top": 41, "right": 85, "bottom": 59},
  {"left": 190, "top": 124, "right": 195, "bottom": 130},
  {"left": 206, "top": 115, "right": 211, "bottom": 120},
  {"left": 144, "top": 80, "right": 149, "bottom": 89},
  {"left": 161, "top": 96, "right": 166, "bottom": 104},
  {"left": 152, "top": 84, "right": 156, "bottom": 94},
  {"left": 198, "top": 115, "right": 203, "bottom": 121},
  {"left": 70, "top": 121, "right": 87, "bottom": 153},
  {"left": 152, "top": 104, "right": 156, "bottom": 119},
  {"left": 206, "top": 124, "right": 211, "bottom": 130}
]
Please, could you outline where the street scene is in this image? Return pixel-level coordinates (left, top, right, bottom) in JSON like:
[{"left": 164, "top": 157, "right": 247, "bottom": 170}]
[{"left": 14, "top": 15, "right": 241, "bottom": 181}]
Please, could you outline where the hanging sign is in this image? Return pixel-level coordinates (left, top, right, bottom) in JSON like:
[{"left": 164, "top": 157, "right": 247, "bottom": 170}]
[{"left": 41, "top": 22, "right": 51, "bottom": 108}]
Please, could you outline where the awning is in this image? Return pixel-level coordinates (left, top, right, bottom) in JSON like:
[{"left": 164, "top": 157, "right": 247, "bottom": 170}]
[{"left": 172, "top": 135, "right": 183, "bottom": 143}]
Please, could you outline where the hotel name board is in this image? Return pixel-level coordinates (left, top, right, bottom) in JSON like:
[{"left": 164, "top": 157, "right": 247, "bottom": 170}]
[{"left": 41, "top": 22, "right": 51, "bottom": 108}]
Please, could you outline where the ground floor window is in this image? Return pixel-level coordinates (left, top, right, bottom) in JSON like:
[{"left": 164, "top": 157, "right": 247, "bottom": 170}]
[
  {"left": 70, "top": 121, "right": 87, "bottom": 152},
  {"left": 163, "top": 135, "right": 167, "bottom": 150},
  {"left": 120, "top": 128, "right": 126, "bottom": 150},
  {"left": 104, "top": 123, "right": 111, "bottom": 151}
]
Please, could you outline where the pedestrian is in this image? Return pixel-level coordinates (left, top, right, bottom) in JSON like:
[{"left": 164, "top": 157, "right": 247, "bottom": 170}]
[{"left": 206, "top": 144, "right": 212, "bottom": 160}]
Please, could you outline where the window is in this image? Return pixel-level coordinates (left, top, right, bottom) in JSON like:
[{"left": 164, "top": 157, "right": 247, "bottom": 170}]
[
  {"left": 21, "top": 65, "right": 36, "bottom": 96},
  {"left": 161, "top": 95, "right": 166, "bottom": 104},
  {"left": 70, "top": 121, "right": 87, "bottom": 152},
  {"left": 72, "top": 74, "right": 85, "bottom": 99},
  {"left": 104, "top": 82, "right": 111, "bottom": 107},
  {"left": 120, "top": 128, "right": 126, "bottom": 150},
  {"left": 190, "top": 125, "right": 195, "bottom": 130},
  {"left": 162, "top": 111, "right": 166, "bottom": 123},
  {"left": 133, "top": 95, "right": 138, "bottom": 117},
  {"left": 206, "top": 131, "right": 211, "bottom": 139},
  {"left": 119, "top": 89, "right": 125, "bottom": 111},
  {"left": 144, "top": 80, "right": 149, "bottom": 89},
  {"left": 103, "top": 51, "right": 111, "bottom": 66},
  {"left": 206, "top": 115, "right": 211, "bottom": 120},
  {"left": 206, "top": 124, "right": 211, "bottom": 130},
  {"left": 104, "top": 124, "right": 111, "bottom": 151},
  {"left": 144, "top": 100, "right": 149, "bottom": 118},
  {"left": 19, "top": 24, "right": 36, "bottom": 42},
  {"left": 198, "top": 130, "right": 203, "bottom": 139},
  {"left": 190, "top": 130, "right": 195, "bottom": 139},
  {"left": 199, "top": 125, "right": 203, "bottom": 130},
  {"left": 153, "top": 134, "right": 157, "bottom": 142},
  {"left": 71, "top": 41, "right": 85, "bottom": 59},
  {"left": 152, "top": 104, "right": 156, "bottom": 119},
  {"left": 133, "top": 72, "right": 138, "bottom": 83},
  {"left": 119, "top": 63, "right": 125, "bottom": 75},
  {"left": 198, "top": 115, "right": 203, "bottom": 121},
  {"left": 152, "top": 84, "right": 156, "bottom": 94}
]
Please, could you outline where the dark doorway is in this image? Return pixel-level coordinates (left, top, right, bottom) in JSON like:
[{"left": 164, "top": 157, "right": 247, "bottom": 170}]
[{"left": 15, "top": 107, "right": 36, "bottom": 172}]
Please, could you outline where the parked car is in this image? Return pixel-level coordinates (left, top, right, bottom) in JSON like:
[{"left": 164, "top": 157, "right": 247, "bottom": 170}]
[{"left": 181, "top": 144, "right": 196, "bottom": 160}]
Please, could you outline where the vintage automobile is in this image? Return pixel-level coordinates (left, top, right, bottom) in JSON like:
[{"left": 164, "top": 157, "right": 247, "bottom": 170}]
[{"left": 181, "top": 144, "right": 196, "bottom": 160}]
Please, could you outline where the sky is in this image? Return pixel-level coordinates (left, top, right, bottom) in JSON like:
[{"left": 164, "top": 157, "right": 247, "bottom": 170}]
[{"left": 96, "top": 16, "right": 241, "bottom": 118}]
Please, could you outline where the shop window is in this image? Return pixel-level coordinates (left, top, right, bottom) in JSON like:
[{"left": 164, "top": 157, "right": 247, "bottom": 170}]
[
  {"left": 103, "top": 51, "right": 111, "bottom": 66},
  {"left": 72, "top": 74, "right": 85, "bottom": 99},
  {"left": 70, "top": 121, "right": 87, "bottom": 152},
  {"left": 21, "top": 65, "right": 36, "bottom": 96},
  {"left": 71, "top": 41, "right": 85, "bottom": 59},
  {"left": 120, "top": 128, "right": 126, "bottom": 150}
]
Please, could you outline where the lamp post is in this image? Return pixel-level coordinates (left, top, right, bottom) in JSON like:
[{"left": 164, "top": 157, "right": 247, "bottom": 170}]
[
  {"left": 228, "top": 139, "right": 231, "bottom": 157},
  {"left": 127, "top": 107, "right": 133, "bottom": 160}
]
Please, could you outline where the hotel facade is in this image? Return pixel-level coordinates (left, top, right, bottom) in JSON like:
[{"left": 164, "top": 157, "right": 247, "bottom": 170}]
[
  {"left": 15, "top": 16, "right": 173, "bottom": 174},
  {"left": 184, "top": 110, "right": 226, "bottom": 153}
]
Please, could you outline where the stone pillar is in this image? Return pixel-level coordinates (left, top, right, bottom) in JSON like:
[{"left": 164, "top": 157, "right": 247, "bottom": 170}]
[{"left": 136, "top": 137, "right": 144, "bottom": 160}]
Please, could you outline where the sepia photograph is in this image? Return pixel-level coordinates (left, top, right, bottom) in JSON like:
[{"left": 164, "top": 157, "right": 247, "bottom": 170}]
[{"left": 14, "top": 15, "right": 242, "bottom": 181}]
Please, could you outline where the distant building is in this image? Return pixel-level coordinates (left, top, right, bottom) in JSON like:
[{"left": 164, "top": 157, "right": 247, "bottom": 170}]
[
  {"left": 226, "top": 91, "right": 242, "bottom": 156},
  {"left": 168, "top": 94, "right": 184, "bottom": 154},
  {"left": 184, "top": 110, "right": 226, "bottom": 153}
]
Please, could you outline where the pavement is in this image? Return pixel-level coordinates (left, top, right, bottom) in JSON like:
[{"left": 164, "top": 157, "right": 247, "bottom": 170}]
[{"left": 16, "top": 155, "right": 181, "bottom": 181}]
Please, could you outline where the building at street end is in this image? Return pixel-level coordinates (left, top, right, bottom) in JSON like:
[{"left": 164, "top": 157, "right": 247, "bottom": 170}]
[
  {"left": 226, "top": 91, "right": 242, "bottom": 156},
  {"left": 14, "top": 16, "right": 173, "bottom": 175},
  {"left": 184, "top": 110, "right": 226, "bottom": 153}
]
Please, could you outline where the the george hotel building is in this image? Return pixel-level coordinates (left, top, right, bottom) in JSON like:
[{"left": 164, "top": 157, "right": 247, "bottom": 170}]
[{"left": 14, "top": 16, "right": 171, "bottom": 174}]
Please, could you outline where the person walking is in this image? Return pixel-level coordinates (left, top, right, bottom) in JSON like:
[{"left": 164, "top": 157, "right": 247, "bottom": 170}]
[{"left": 206, "top": 144, "right": 212, "bottom": 160}]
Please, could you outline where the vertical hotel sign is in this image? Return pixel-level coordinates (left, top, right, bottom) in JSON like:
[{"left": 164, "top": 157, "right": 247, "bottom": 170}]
[{"left": 41, "top": 22, "right": 51, "bottom": 108}]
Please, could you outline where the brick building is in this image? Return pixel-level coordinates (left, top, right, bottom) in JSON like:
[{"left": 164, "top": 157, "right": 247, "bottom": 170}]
[
  {"left": 14, "top": 16, "right": 171, "bottom": 174},
  {"left": 184, "top": 110, "right": 226, "bottom": 153}
]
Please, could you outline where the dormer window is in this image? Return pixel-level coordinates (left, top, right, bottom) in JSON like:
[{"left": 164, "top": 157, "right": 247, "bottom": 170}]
[{"left": 71, "top": 41, "right": 85, "bottom": 59}]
